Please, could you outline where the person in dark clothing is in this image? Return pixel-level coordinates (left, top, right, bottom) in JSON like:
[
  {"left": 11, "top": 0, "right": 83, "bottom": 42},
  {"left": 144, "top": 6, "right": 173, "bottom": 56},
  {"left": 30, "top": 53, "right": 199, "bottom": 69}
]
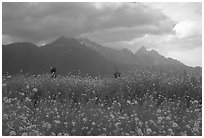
[
  {"left": 114, "top": 72, "right": 121, "bottom": 78},
  {"left": 113, "top": 66, "right": 121, "bottom": 78},
  {"left": 50, "top": 66, "right": 57, "bottom": 78}
]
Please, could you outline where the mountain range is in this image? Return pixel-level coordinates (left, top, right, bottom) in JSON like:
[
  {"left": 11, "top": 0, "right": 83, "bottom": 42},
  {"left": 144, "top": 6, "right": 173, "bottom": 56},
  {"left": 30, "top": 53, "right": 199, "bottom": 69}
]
[{"left": 2, "top": 36, "right": 201, "bottom": 76}]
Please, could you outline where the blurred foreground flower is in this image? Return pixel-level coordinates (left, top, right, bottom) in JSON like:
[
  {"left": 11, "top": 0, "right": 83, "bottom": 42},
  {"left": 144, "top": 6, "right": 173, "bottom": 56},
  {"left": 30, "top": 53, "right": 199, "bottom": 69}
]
[
  {"left": 22, "top": 132, "right": 28, "bottom": 136},
  {"left": 9, "top": 131, "right": 16, "bottom": 136},
  {"left": 33, "top": 88, "right": 38, "bottom": 92}
]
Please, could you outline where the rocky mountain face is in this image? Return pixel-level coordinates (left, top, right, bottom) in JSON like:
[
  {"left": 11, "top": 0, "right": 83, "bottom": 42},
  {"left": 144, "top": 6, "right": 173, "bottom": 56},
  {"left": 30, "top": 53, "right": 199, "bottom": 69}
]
[
  {"left": 77, "top": 38, "right": 185, "bottom": 67},
  {"left": 2, "top": 36, "right": 201, "bottom": 76},
  {"left": 3, "top": 37, "right": 128, "bottom": 76}
]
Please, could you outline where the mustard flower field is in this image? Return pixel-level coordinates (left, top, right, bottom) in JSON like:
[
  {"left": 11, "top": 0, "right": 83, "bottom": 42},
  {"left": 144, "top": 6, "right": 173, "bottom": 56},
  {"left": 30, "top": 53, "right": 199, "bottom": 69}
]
[{"left": 2, "top": 69, "right": 202, "bottom": 136}]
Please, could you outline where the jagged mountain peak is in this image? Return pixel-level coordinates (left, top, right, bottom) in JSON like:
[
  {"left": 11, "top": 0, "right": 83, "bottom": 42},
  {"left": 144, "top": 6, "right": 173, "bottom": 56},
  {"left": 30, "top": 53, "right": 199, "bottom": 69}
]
[
  {"left": 136, "top": 46, "right": 148, "bottom": 54},
  {"left": 54, "top": 36, "right": 74, "bottom": 43},
  {"left": 121, "top": 48, "right": 134, "bottom": 55},
  {"left": 136, "top": 47, "right": 160, "bottom": 56},
  {"left": 140, "top": 46, "right": 147, "bottom": 50},
  {"left": 150, "top": 49, "right": 159, "bottom": 55},
  {"left": 76, "top": 37, "right": 101, "bottom": 48},
  {"left": 77, "top": 37, "right": 93, "bottom": 46},
  {"left": 46, "top": 36, "right": 80, "bottom": 47},
  {"left": 58, "top": 35, "right": 68, "bottom": 40}
]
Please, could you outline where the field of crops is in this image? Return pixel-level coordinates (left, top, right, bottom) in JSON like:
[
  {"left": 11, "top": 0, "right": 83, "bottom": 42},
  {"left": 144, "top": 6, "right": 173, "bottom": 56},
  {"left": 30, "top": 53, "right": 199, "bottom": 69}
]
[{"left": 2, "top": 68, "right": 202, "bottom": 136}]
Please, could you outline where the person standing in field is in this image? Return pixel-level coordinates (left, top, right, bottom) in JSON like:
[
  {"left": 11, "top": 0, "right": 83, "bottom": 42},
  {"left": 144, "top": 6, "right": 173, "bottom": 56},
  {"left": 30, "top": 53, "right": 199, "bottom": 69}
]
[
  {"left": 50, "top": 66, "right": 57, "bottom": 78},
  {"left": 114, "top": 66, "right": 121, "bottom": 78}
]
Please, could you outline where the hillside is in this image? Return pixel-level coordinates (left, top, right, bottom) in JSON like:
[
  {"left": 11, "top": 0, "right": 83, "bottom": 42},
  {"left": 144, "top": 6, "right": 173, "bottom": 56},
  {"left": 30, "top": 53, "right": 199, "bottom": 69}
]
[
  {"left": 2, "top": 36, "right": 201, "bottom": 76},
  {"left": 2, "top": 37, "right": 130, "bottom": 76}
]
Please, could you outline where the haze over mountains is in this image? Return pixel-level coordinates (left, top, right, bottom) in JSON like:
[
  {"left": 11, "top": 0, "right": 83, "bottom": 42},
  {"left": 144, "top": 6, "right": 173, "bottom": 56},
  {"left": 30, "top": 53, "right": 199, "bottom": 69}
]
[{"left": 2, "top": 36, "right": 201, "bottom": 76}]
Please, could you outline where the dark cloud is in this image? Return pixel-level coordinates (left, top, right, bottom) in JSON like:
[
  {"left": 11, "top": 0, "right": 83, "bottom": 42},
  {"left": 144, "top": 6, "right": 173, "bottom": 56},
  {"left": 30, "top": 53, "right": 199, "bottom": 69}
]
[
  {"left": 2, "top": 2, "right": 175, "bottom": 44},
  {"left": 81, "top": 23, "right": 174, "bottom": 44}
]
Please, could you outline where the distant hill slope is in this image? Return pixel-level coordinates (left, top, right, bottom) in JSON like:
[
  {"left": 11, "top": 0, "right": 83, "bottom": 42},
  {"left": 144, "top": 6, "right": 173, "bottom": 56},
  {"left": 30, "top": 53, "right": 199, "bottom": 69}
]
[
  {"left": 77, "top": 37, "right": 201, "bottom": 75},
  {"left": 2, "top": 36, "right": 201, "bottom": 76},
  {"left": 39, "top": 36, "right": 117, "bottom": 75},
  {"left": 2, "top": 42, "right": 48, "bottom": 74},
  {"left": 2, "top": 37, "right": 130, "bottom": 76},
  {"left": 77, "top": 38, "right": 186, "bottom": 67},
  {"left": 77, "top": 37, "right": 138, "bottom": 65},
  {"left": 135, "top": 46, "right": 185, "bottom": 67}
]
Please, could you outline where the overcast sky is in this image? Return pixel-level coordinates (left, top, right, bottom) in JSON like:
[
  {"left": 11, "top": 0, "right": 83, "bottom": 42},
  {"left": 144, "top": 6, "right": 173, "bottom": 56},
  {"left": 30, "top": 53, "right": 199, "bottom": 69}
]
[{"left": 2, "top": 2, "right": 202, "bottom": 67}]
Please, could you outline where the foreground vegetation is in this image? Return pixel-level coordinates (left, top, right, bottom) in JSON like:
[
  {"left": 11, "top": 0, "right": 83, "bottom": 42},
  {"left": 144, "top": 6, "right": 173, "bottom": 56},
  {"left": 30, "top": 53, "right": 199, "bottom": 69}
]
[{"left": 2, "top": 68, "right": 202, "bottom": 136}]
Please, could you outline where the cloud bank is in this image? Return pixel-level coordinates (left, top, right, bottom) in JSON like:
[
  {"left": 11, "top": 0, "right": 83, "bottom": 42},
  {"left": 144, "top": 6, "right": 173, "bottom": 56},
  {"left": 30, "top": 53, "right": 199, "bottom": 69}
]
[
  {"left": 2, "top": 2, "right": 202, "bottom": 67},
  {"left": 2, "top": 2, "right": 174, "bottom": 43}
]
